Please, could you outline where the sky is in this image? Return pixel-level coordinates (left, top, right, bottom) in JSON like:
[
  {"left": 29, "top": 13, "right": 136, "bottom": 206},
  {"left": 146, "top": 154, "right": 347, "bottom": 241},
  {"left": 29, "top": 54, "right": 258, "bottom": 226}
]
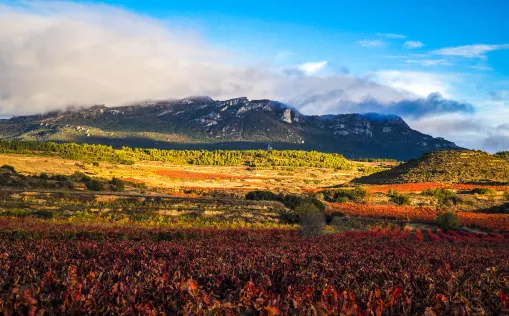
[{"left": 0, "top": 0, "right": 508, "bottom": 152}]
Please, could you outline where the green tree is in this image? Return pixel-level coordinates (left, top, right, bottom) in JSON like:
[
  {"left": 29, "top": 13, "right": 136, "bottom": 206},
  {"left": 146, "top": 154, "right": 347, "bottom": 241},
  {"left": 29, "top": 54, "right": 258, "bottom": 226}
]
[{"left": 435, "top": 211, "right": 462, "bottom": 231}]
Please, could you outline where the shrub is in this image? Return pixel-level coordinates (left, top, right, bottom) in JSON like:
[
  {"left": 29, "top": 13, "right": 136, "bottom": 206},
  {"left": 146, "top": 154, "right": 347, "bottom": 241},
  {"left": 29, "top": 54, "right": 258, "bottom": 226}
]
[
  {"left": 110, "top": 178, "right": 125, "bottom": 192},
  {"left": 388, "top": 190, "right": 411, "bottom": 205},
  {"left": 471, "top": 188, "right": 496, "bottom": 195},
  {"left": 321, "top": 187, "right": 369, "bottom": 203},
  {"left": 293, "top": 202, "right": 322, "bottom": 218},
  {"left": 0, "top": 164, "right": 16, "bottom": 174},
  {"left": 435, "top": 211, "right": 462, "bottom": 231},
  {"left": 331, "top": 216, "right": 364, "bottom": 232},
  {"left": 422, "top": 188, "right": 456, "bottom": 199},
  {"left": 34, "top": 210, "right": 56, "bottom": 219},
  {"left": 62, "top": 181, "right": 75, "bottom": 190},
  {"left": 299, "top": 212, "right": 325, "bottom": 238},
  {"left": 92, "top": 161, "right": 100, "bottom": 167},
  {"left": 326, "top": 211, "right": 344, "bottom": 224},
  {"left": 51, "top": 174, "right": 68, "bottom": 181},
  {"left": 86, "top": 179, "right": 104, "bottom": 191},
  {"left": 246, "top": 191, "right": 325, "bottom": 215},
  {"left": 246, "top": 190, "right": 279, "bottom": 201},
  {"left": 390, "top": 194, "right": 411, "bottom": 205},
  {"left": 422, "top": 189, "right": 459, "bottom": 206},
  {"left": 72, "top": 171, "right": 91, "bottom": 182},
  {"left": 281, "top": 195, "right": 325, "bottom": 213}
]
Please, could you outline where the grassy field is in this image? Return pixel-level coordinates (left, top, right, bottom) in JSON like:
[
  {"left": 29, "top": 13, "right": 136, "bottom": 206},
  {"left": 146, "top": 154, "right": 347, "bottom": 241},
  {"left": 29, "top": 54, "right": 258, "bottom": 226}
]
[
  {"left": 1, "top": 150, "right": 509, "bottom": 314},
  {"left": 0, "top": 153, "right": 378, "bottom": 193}
]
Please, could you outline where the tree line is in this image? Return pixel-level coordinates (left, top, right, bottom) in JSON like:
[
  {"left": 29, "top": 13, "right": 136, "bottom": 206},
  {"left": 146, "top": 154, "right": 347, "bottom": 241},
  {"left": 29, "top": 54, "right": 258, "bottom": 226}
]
[{"left": 0, "top": 140, "right": 355, "bottom": 169}]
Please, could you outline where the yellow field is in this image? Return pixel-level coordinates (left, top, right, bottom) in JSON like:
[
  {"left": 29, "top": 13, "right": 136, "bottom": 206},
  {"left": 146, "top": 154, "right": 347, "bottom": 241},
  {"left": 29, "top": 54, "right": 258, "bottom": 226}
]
[{"left": 0, "top": 154, "right": 373, "bottom": 193}]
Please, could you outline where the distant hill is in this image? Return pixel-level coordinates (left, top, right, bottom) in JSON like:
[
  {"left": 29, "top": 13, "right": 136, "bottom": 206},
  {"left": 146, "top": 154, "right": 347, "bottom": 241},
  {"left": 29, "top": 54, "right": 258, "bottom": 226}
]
[
  {"left": 354, "top": 150, "right": 509, "bottom": 184},
  {"left": 0, "top": 96, "right": 461, "bottom": 160}
]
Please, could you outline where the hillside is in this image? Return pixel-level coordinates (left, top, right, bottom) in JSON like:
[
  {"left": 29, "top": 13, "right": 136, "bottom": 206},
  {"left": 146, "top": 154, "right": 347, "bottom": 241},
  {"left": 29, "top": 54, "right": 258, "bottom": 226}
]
[
  {"left": 354, "top": 150, "right": 509, "bottom": 184},
  {"left": 0, "top": 96, "right": 460, "bottom": 160}
]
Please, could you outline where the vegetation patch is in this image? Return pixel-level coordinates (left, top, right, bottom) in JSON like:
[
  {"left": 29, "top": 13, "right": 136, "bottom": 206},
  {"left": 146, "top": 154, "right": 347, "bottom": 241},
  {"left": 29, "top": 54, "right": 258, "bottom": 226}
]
[{"left": 355, "top": 150, "right": 509, "bottom": 184}]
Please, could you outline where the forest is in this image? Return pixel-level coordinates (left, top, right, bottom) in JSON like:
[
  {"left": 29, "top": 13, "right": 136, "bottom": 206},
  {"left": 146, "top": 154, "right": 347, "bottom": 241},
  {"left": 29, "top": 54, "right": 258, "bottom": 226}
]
[{"left": 0, "top": 140, "right": 355, "bottom": 169}]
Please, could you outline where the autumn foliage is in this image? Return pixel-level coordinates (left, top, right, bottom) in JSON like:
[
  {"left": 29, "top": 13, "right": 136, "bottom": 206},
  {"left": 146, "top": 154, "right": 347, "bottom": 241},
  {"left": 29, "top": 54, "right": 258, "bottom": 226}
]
[
  {"left": 327, "top": 202, "right": 509, "bottom": 232},
  {"left": 0, "top": 218, "right": 508, "bottom": 314},
  {"left": 366, "top": 182, "right": 509, "bottom": 193}
]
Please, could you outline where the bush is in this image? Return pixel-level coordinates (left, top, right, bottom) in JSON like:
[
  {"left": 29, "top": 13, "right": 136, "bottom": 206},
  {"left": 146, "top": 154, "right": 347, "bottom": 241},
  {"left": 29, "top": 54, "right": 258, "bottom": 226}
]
[
  {"left": 72, "top": 171, "right": 91, "bottom": 182},
  {"left": 62, "top": 181, "right": 75, "bottom": 190},
  {"left": 331, "top": 216, "right": 364, "bottom": 232},
  {"left": 246, "top": 191, "right": 325, "bottom": 216},
  {"left": 435, "top": 211, "right": 462, "bottom": 231},
  {"left": 245, "top": 190, "right": 279, "bottom": 201},
  {"left": 39, "top": 173, "right": 49, "bottom": 180},
  {"left": 50, "top": 174, "right": 68, "bottom": 181},
  {"left": 293, "top": 202, "right": 323, "bottom": 218},
  {"left": 92, "top": 161, "right": 100, "bottom": 167},
  {"left": 86, "top": 179, "right": 104, "bottom": 191},
  {"left": 321, "top": 187, "right": 368, "bottom": 203},
  {"left": 422, "top": 188, "right": 459, "bottom": 206},
  {"left": 110, "top": 178, "right": 125, "bottom": 192},
  {"left": 471, "top": 188, "right": 496, "bottom": 195},
  {"left": 281, "top": 195, "right": 325, "bottom": 212},
  {"left": 388, "top": 190, "right": 411, "bottom": 205},
  {"left": 326, "top": 211, "right": 344, "bottom": 224},
  {"left": 422, "top": 188, "right": 456, "bottom": 199},
  {"left": 34, "top": 210, "right": 56, "bottom": 219},
  {"left": 390, "top": 194, "right": 411, "bottom": 205},
  {"left": 0, "top": 164, "right": 16, "bottom": 174},
  {"left": 299, "top": 212, "right": 325, "bottom": 238}
]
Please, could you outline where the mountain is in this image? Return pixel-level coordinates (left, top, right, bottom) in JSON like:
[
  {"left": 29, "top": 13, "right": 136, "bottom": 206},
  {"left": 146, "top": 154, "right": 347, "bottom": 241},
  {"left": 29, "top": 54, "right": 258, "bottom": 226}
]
[
  {"left": 0, "top": 96, "right": 461, "bottom": 160},
  {"left": 354, "top": 150, "right": 509, "bottom": 184}
]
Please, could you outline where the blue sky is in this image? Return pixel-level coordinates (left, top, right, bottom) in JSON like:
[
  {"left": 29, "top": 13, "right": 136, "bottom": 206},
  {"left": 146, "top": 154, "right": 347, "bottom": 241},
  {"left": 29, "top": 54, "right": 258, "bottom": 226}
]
[{"left": 0, "top": 0, "right": 508, "bottom": 151}]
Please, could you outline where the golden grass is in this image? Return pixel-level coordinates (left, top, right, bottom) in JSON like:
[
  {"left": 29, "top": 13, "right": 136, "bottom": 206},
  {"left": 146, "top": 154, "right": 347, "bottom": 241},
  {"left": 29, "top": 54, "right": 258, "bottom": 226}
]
[{"left": 0, "top": 153, "right": 370, "bottom": 193}]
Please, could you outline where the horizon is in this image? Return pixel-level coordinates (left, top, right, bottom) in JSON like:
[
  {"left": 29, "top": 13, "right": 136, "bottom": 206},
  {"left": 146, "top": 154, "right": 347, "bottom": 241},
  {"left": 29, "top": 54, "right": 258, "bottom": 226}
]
[{"left": 0, "top": 0, "right": 508, "bottom": 152}]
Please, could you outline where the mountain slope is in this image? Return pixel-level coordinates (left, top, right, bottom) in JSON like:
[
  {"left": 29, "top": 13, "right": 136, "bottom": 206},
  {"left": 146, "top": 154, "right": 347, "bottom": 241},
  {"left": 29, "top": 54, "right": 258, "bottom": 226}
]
[
  {"left": 354, "top": 150, "right": 509, "bottom": 184},
  {"left": 0, "top": 96, "right": 461, "bottom": 160}
]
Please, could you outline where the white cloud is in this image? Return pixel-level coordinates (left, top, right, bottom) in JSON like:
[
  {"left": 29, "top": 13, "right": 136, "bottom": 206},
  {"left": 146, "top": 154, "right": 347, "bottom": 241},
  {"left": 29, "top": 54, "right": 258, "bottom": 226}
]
[
  {"left": 0, "top": 1, "right": 415, "bottom": 116},
  {"left": 405, "top": 59, "right": 451, "bottom": 66},
  {"left": 357, "top": 40, "right": 385, "bottom": 48},
  {"left": 404, "top": 41, "right": 424, "bottom": 49},
  {"left": 470, "top": 65, "right": 493, "bottom": 71},
  {"left": 371, "top": 70, "right": 453, "bottom": 98},
  {"left": 433, "top": 44, "right": 509, "bottom": 58},
  {"left": 377, "top": 33, "right": 406, "bottom": 39},
  {"left": 297, "top": 61, "right": 328, "bottom": 74}
]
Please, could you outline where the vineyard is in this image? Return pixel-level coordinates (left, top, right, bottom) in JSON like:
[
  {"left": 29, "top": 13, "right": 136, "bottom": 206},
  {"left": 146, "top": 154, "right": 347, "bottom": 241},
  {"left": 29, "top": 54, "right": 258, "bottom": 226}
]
[
  {"left": 0, "top": 218, "right": 508, "bottom": 315},
  {"left": 328, "top": 202, "right": 509, "bottom": 232},
  {"left": 365, "top": 182, "right": 509, "bottom": 193}
]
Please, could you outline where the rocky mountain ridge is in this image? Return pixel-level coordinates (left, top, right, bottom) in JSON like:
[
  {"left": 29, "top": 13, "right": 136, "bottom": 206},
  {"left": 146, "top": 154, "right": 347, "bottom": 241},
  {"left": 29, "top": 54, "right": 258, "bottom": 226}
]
[{"left": 0, "top": 96, "right": 461, "bottom": 160}]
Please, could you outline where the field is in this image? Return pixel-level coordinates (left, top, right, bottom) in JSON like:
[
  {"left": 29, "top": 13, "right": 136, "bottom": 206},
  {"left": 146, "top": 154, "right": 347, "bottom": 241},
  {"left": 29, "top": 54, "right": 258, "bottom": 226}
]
[
  {"left": 1, "top": 144, "right": 509, "bottom": 314},
  {"left": 328, "top": 202, "right": 509, "bottom": 232},
  {"left": 0, "top": 153, "right": 370, "bottom": 193},
  {"left": 1, "top": 219, "right": 509, "bottom": 315}
]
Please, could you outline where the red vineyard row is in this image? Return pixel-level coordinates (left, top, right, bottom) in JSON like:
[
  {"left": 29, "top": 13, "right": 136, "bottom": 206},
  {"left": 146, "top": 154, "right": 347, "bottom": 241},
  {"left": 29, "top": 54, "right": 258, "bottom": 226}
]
[
  {"left": 366, "top": 182, "right": 509, "bottom": 193},
  {"left": 328, "top": 202, "right": 509, "bottom": 232},
  {"left": 0, "top": 221, "right": 508, "bottom": 315}
]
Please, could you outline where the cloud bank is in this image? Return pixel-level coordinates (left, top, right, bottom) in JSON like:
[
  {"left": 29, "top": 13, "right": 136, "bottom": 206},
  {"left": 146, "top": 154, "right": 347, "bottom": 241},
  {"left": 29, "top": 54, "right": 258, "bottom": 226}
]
[{"left": 0, "top": 1, "right": 414, "bottom": 116}]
